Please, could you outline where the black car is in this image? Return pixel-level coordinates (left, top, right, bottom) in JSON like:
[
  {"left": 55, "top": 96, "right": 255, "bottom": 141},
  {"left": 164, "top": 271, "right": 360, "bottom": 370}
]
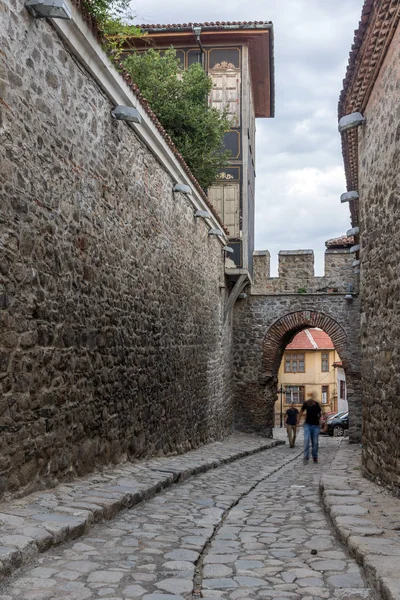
[{"left": 326, "top": 412, "right": 349, "bottom": 436}]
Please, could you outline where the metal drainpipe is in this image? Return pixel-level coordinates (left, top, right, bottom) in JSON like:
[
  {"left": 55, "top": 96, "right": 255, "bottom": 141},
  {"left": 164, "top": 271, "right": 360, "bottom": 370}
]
[{"left": 193, "top": 26, "right": 205, "bottom": 69}]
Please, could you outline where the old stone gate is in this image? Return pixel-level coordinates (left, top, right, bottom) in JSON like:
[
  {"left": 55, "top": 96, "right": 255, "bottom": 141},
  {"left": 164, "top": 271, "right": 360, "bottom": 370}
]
[{"left": 233, "top": 246, "right": 361, "bottom": 442}]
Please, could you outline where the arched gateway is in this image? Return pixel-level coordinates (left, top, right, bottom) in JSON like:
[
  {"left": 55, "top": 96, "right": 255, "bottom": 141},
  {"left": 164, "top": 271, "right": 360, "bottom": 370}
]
[{"left": 233, "top": 298, "right": 361, "bottom": 442}]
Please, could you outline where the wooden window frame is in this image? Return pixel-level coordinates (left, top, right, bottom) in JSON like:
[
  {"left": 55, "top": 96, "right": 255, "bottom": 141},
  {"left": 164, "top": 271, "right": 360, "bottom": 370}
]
[
  {"left": 321, "top": 385, "right": 329, "bottom": 404},
  {"left": 284, "top": 353, "right": 305, "bottom": 373},
  {"left": 285, "top": 385, "right": 305, "bottom": 405},
  {"left": 321, "top": 352, "right": 329, "bottom": 372}
]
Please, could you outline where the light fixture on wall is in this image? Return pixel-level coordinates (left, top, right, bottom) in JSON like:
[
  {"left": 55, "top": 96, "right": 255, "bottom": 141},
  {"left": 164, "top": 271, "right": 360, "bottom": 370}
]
[
  {"left": 347, "top": 226, "right": 360, "bottom": 236},
  {"left": 340, "top": 191, "right": 359, "bottom": 203},
  {"left": 208, "top": 228, "right": 223, "bottom": 236},
  {"left": 111, "top": 105, "right": 142, "bottom": 123},
  {"left": 194, "top": 209, "right": 211, "bottom": 219},
  {"left": 222, "top": 246, "right": 234, "bottom": 254},
  {"left": 338, "top": 112, "right": 366, "bottom": 133},
  {"left": 238, "top": 293, "right": 247, "bottom": 299},
  {"left": 345, "top": 283, "right": 354, "bottom": 301},
  {"left": 173, "top": 183, "right": 192, "bottom": 195},
  {"left": 25, "top": 0, "right": 71, "bottom": 18},
  {"left": 350, "top": 244, "right": 360, "bottom": 254}
]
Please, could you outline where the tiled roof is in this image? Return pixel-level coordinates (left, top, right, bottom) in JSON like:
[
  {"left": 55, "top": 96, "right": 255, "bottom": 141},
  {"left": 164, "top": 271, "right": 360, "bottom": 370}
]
[
  {"left": 339, "top": 0, "right": 400, "bottom": 226},
  {"left": 286, "top": 329, "right": 335, "bottom": 351},
  {"left": 325, "top": 235, "right": 354, "bottom": 248},
  {"left": 68, "top": 0, "right": 229, "bottom": 234},
  {"left": 137, "top": 21, "right": 272, "bottom": 30}
]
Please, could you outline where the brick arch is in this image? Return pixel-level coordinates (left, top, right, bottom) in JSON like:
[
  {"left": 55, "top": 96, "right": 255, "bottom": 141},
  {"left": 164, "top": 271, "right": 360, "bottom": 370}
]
[{"left": 263, "top": 310, "right": 348, "bottom": 376}]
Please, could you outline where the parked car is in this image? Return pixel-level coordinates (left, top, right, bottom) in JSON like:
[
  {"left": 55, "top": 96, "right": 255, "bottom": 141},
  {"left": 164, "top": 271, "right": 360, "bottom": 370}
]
[
  {"left": 320, "top": 411, "right": 347, "bottom": 434},
  {"left": 325, "top": 412, "right": 349, "bottom": 436}
]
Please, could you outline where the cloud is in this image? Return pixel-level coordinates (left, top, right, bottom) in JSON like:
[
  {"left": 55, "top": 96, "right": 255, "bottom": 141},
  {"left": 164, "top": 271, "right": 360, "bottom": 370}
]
[{"left": 131, "top": 0, "right": 364, "bottom": 274}]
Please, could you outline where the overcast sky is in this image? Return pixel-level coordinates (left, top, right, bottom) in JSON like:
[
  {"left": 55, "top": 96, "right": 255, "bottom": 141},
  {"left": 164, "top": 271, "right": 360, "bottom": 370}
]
[{"left": 132, "top": 0, "right": 363, "bottom": 275}]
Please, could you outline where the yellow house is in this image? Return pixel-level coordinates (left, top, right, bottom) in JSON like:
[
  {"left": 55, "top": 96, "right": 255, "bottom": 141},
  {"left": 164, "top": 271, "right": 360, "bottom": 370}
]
[{"left": 275, "top": 328, "right": 341, "bottom": 424}]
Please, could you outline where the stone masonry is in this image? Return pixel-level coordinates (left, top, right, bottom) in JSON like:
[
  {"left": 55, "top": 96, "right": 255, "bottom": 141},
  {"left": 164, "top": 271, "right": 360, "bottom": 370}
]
[
  {"left": 0, "top": 0, "right": 233, "bottom": 499},
  {"left": 357, "top": 18, "right": 400, "bottom": 492},
  {"left": 252, "top": 247, "right": 356, "bottom": 295},
  {"left": 233, "top": 249, "right": 361, "bottom": 441}
]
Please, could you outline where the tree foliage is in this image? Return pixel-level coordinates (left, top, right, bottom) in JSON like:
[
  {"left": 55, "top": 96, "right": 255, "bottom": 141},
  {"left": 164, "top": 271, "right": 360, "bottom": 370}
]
[
  {"left": 123, "top": 48, "right": 231, "bottom": 189},
  {"left": 83, "top": 0, "right": 143, "bottom": 55}
]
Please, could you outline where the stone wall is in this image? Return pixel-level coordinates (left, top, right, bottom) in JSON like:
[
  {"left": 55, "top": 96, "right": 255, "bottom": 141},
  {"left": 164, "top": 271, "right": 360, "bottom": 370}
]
[
  {"left": 233, "top": 295, "right": 361, "bottom": 441},
  {"left": 357, "top": 20, "right": 400, "bottom": 492},
  {"left": 252, "top": 248, "right": 356, "bottom": 294},
  {"left": 0, "top": 0, "right": 233, "bottom": 499}
]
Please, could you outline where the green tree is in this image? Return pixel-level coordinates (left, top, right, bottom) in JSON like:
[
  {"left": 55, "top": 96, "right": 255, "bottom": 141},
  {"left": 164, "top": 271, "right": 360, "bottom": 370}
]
[
  {"left": 123, "top": 48, "right": 231, "bottom": 189},
  {"left": 83, "top": 0, "right": 142, "bottom": 54}
]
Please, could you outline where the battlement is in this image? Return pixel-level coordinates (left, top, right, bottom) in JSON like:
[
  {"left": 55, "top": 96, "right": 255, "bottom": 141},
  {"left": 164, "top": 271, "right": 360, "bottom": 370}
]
[{"left": 252, "top": 247, "right": 357, "bottom": 294}]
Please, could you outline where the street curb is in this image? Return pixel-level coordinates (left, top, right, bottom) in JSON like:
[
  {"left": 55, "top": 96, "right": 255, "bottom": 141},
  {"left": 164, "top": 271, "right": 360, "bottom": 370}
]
[
  {"left": 320, "top": 443, "right": 400, "bottom": 600},
  {"left": 0, "top": 436, "right": 284, "bottom": 583}
]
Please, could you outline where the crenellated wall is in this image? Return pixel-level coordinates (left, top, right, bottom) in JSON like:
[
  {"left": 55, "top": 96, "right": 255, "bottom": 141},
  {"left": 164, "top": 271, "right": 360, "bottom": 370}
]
[{"left": 252, "top": 248, "right": 356, "bottom": 294}]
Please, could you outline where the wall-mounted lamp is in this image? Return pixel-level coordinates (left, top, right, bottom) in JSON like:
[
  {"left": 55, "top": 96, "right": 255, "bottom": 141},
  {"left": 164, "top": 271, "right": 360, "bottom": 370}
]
[
  {"left": 340, "top": 191, "right": 359, "bottom": 203},
  {"left": 194, "top": 209, "right": 211, "bottom": 219},
  {"left": 208, "top": 228, "right": 223, "bottom": 236},
  {"left": 111, "top": 105, "right": 142, "bottom": 123},
  {"left": 222, "top": 246, "right": 234, "bottom": 254},
  {"left": 347, "top": 226, "right": 360, "bottom": 236},
  {"left": 25, "top": 0, "right": 71, "bottom": 18},
  {"left": 352, "top": 259, "right": 360, "bottom": 267},
  {"left": 238, "top": 293, "right": 247, "bottom": 299},
  {"left": 350, "top": 244, "right": 360, "bottom": 254},
  {"left": 173, "top": 183, "right": 192, "bottom": 195},
  {"left": 345, "top": 294, "right": 353, "bottom": 301},
  {"left": 338, "top": 112, "right": 366, "bottom": 133}
]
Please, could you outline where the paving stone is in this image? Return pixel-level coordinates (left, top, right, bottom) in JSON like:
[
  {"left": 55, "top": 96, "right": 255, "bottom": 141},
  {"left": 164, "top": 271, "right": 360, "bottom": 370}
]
[
  {"left": 155, "top": 578, "right": 193, "bottom": 594},
  {"left": 327, "top": 573, "right": 365, "bottom": 588},
  {"left": 203, "top": 564, "right": 233, "bottom": 577},
  {"left": 234, "top": 576, "right": 266, "bottom": 587},
  {"left": 203, "top": 578, "right": 239, "bottom": 589},
  {"left": 87, "top": 570, "right": 124, "bottom": 583},
  {"left": 122, "top": 584, "right": 148, "bottom": 597}
]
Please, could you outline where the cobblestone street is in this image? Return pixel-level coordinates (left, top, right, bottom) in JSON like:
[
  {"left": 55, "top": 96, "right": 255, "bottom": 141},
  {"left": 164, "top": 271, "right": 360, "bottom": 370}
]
[{"left": 0, "top": 438, "right": 376, "bottom": 600}]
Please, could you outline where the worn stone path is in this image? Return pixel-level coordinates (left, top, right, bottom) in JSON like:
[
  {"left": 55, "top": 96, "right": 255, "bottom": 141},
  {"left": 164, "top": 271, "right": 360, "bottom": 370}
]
[{"left": 0, "top": 437, "right": 376, "bottom": 600}]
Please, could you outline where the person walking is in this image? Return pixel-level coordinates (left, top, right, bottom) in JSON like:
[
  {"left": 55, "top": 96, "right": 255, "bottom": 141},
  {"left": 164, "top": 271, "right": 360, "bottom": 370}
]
[
  {"left": 298, "top": 394, "right": 322, "bottom": 463},
  {"left": 285, "top": 406, "right": 299, "bottom": 448}
]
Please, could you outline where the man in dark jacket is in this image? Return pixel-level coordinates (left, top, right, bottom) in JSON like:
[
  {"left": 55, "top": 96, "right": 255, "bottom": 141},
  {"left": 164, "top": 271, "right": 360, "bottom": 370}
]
[
  {"left": 285, "top": 406, "right": 299, "bottom": 448},
  {"left": 298, "top": 395, "right": 322, "bottom": 463}
]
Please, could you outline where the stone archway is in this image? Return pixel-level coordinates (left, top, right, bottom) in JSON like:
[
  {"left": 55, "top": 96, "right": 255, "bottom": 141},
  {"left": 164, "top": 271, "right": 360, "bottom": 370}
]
[
  {"left": 263, "top": 310, "right": 349, "bottom": 375},
  {"left": 233, "top": 297, "right": 361, "bottom": 442}
]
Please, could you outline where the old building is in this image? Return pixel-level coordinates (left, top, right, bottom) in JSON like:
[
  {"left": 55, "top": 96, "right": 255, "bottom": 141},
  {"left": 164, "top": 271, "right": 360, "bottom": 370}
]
[
  {"left": 275, "top": 328, "right": 344, "bottom": 424},
  {"left": 339, "top": 0, "right": 400, "bottom": 491},
  {"left": 130, "top": 22, "right": 275, "bottom": 278}
]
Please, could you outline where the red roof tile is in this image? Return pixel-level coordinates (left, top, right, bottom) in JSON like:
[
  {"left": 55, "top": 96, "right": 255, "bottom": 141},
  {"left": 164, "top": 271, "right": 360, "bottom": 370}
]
[
  {"left": 325, "top": 235, "right": 354, "bottom": 248},
  {"left": 286, "top": 329, "right": 335, "bottom": 351},
  {"left": 137, "top": 21, "right": 272, "bottom": 30}
]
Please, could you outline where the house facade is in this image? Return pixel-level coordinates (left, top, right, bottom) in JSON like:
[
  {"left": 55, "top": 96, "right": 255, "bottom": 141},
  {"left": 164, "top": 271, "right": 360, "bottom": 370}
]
[
  {"left": 130, "top": 22, "right": 275, "bottom": 279},
  {"left": 275, "top": 328, "right": 344, "bottom": 424}
]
